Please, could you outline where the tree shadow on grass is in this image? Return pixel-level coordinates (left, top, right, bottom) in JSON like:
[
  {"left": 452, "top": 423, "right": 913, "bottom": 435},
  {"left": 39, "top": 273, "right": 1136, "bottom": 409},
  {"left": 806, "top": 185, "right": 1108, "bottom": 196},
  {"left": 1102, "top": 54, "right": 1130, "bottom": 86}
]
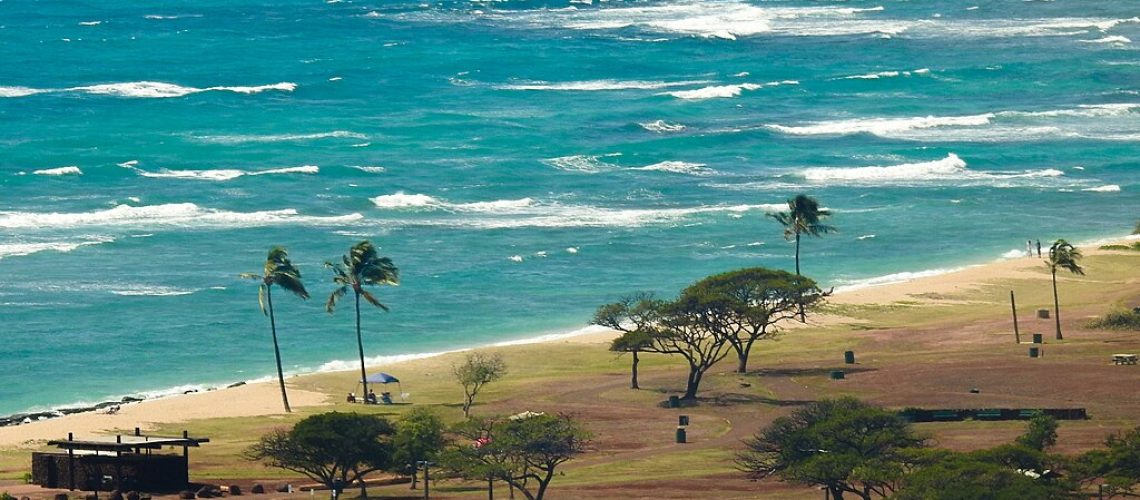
[
  {"left": 747, "top": 367, "right": 878, "bottom": 378},
  {"left": 704, "top": 393, "right": 815, "bottom": 408}
]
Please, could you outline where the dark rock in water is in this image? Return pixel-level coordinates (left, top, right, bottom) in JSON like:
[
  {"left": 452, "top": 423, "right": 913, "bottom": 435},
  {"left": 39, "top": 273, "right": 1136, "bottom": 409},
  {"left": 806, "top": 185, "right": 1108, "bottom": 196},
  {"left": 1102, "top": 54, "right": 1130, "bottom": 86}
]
[
  {"left": 228, "top": 485, "right": 242, "bottom": 495},
  {"left": 226, "top": 381, "right": 247, "bottom": 389},
  {"left": 94, "top": 401, "right": 121, "bottom": 410},
  {"left": 250, "top": 484, "right": 265, "bottom": 494},
  {"left": 121, "top": 396, "right": 144, "bottom": 403},
  {"left": 58, "top": 406, "right": 97, "bottom": 415}
]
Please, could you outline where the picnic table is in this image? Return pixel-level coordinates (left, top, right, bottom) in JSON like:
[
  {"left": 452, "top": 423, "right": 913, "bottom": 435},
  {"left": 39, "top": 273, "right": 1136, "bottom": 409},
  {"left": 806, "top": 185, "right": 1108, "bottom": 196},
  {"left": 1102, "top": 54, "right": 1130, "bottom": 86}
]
[{"left": 1112, "top": 354, "right": 1138, "bottom": 365}]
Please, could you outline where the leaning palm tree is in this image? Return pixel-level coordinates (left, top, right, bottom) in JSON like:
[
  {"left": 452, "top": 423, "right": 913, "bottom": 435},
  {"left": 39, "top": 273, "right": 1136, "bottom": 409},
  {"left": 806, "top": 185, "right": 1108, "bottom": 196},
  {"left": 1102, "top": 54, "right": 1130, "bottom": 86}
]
[
  {"left": 769, "top": 194, "right": 836, "bottom": 321},
  {"left": 1046, "top": 239, "right": 1084, "bottom": 340},
  {"left": 326, "top": 240, "right": 399, "bottom": 400},
  {"left": 241, "top": 246, "right": 310, "bottom": 413}
]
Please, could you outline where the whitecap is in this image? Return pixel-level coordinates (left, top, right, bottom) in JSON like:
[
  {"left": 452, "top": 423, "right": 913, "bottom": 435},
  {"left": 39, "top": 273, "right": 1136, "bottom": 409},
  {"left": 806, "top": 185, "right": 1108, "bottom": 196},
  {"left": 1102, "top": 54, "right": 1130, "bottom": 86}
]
[
  {"left": 857, "top": 234, "right": 876, "bottom": 240},
  {"left": 768, "top": 113, "right": 995, "bottom": 136},
  {"left": 541, "top": 154, "right": 621, "bottom": 173},
  {"left": 111, "top": 286, "right": 197, "bottom": 297},
  {"left": 802, "top": 154, "right": 968, "bottom": 182},
  {"left": 78, "top": 21, "right": 102, "bottom": 26},
  {"left": 189, "top": 130, "right": 367, "bottom": 144},
  {"left": 117, "top": 160, "right": 139, "bottom": 168},
  {"left": 665, "top": 83, "right": 761, "bottom": 100},
  {"left": 632, "top": 161, "right": 712, "bottom": 175},
  {"left": 1078, "top": 36, "right": 1131, "bottom": 44},
  {"left": 639, "top": 120, "right": 686, "bottom": 133},
  {"left": 508, "top": 255, "right": 524, "bottom": 263},
  {"left": 131, "top": 165, "right": 318, "bottom": 181},
  {"left": 0, "top": 236, "right": 114, "bottom": 260},
  {"left": 0, "top": 203, "right": 362, "bottom": 230},
  {"left": 351, "top": 166, "right": 387, "bottom": 174},
  {"left": 566, "top": 247, "right": 579, "bottom": 254},
  {"left": 0, "top": 86, "right": 45, "bottom": 98},
  {"left": 497, "top": 79, "right": 708, "bottom": 91},
  {"left": 1082, "top": 184, "right": 1121, "bottom": 192},
  {"left": 33, "top": 166, "right": 83, "bottom": 176}
]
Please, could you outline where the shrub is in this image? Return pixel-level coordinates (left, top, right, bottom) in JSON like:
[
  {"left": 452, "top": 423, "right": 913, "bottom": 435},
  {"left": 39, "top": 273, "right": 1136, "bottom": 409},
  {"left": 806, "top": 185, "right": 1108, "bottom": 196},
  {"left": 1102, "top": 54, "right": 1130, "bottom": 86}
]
[{"left": 1088, "top": 307, "right": 1140, "bottom": 331}]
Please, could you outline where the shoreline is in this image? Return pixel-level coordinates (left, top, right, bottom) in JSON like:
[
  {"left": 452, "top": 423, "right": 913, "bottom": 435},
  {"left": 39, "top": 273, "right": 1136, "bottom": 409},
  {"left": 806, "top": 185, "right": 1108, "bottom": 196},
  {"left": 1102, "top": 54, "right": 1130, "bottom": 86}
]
[{"left": 2, "top": 233, "right": 1135, "bottom": 437}]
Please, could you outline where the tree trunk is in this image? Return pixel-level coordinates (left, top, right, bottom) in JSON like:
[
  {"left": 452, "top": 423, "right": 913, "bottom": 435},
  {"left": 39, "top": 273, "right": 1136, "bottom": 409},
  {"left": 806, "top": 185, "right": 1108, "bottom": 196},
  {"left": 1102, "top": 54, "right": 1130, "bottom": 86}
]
[
  {"left": 795, "top": 232, "right": 805, "bottom": 322},
  {"left": 266, "top": 287, "right": 291, "bottom": 413},
  {"left": 630, "top": 351, "right": 640, "bottom": 389},
  {"left": 534, "top": 470, "right": 555, "bottom": 500},
  {"left": 1052, "top": 268, "right": 1063, "bottom": 340},
  {"left": 829, "top": 486, "right": 844, "bottom": 500},
  {"left": 682, "top": 368, "right": 703, "bottom": 400},
  {"left": 410, "top": 463, "right": 417, "bottom": 489},
  {"left": 355, "top": 291, "right": 369, "bottom": 399},
  {"left": 736, "top": 352, "right": 748, "bottom": 373}
]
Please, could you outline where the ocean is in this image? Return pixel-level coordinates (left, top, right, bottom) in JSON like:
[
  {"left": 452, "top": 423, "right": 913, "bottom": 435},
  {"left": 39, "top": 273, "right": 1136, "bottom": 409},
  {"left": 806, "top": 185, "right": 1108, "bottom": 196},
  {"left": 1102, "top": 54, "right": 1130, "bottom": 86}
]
[{"left": 1, "top": 0, "right": 1137, "bottom": 416}]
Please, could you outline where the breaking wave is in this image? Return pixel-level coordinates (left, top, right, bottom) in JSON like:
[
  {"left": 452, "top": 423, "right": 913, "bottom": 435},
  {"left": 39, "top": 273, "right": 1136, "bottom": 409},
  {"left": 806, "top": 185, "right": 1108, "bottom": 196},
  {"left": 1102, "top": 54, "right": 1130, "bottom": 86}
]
[
  {"left": 837, "top": 68, "right": 930, "bottom": 80},
  {"left": 1082, "top": 184, "right": 1121, "bottom": 192},
  {"left": 632, "top": 161, "right": 712, "bottom": 175},
  {"left": 639, "top": 120, "right": 686, "bottom": 133},
  {"left": 189, "top": 131, "right": 367, "bottom": 144},
  {"left": 541, "top": 154, "right": 622, "bottom": 173},
  {"left": 129, "top": 165, "right": 319, "bottom": 181},
  {"left": 33, "top": 166, "right": 83, "bottom": 176},
  {"left": 0, "top": 203, "right": 362, "bottom": 230},
  {"left": 798, "top": 154, "right": 1068, "bottom": 186},
  {"left": 0, "top": 81, "right": 296, "bottom": 99},
  {"left": 0, "top": 236, "right": 114, "bottom": 260},
  {"left": 496, "top": 79, "right": 708, "bottom": 91},
  {"left": 664, "top": 81, "right": 794, "bottom": 100}
]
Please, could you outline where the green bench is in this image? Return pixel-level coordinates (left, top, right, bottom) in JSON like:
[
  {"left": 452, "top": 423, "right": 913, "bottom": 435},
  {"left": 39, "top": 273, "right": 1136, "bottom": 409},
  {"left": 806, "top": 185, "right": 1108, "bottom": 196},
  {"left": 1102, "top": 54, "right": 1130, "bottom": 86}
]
[
  {"left": 975, "top": 409, "right": 1003, "bottom": 420},
  {"left": 932, "top": 410, "right": 960, "bottom": 421}
]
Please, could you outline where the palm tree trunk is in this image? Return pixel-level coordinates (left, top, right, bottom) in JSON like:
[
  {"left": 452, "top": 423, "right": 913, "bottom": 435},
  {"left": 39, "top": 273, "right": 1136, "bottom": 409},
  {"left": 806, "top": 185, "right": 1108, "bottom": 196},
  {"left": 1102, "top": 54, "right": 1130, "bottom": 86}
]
[
  {"left": 795, "top": 232, "right": 805, "bottom": 322},
  {"left": 266, "top": 287, "right": 291, "bottom": 413},
  {"left": 356, "top": 291, "right": 369, "bottom": 399},
  {"left": 1052, "top": 268, "right": 1063, "bottom": 340}
]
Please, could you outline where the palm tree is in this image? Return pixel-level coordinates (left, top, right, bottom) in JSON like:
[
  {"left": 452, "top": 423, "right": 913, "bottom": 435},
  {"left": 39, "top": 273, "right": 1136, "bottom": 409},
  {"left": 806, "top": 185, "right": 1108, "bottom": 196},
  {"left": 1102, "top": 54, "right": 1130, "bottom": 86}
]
[
  {"left": 326, "top": 240, "right": 399, "bottom": 400},
  {"left": 1046, "top": 239, "right": 1084, "bottom": 340},
  {"left": 241, "top": 247, "right": 310, "bottom": 413},
  {"left": 769, "top": 194, "right": 835, "bottom": 321}
]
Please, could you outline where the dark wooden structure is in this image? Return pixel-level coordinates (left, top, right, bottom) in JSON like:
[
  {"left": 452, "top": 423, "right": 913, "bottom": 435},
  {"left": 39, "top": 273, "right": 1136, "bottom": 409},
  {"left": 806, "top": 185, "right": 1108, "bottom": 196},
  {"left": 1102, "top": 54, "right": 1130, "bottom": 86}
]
[{"left": 32, "top": 429, "right": 209, "bottom": 492}]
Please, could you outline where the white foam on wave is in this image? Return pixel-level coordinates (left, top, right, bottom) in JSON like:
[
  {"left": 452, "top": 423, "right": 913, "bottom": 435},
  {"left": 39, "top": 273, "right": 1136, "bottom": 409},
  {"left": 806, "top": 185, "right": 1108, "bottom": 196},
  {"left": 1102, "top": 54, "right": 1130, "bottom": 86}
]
[
  {"left": 632, "top": 161, "right": 712, "bottom": 175},
  {"left": 665, "top": 82, "right": 777, "bottom": 100},
  {"left": 0, "top": 86, "right": 45, "bottom": 98},
  {"left": 799, "top": 154, "right": 1067, "bottom": 185},
  {"left": 78, "top": 21, "right": 102, "bottom": 26},
  {"left": 1, "top": 81, "right": 296, "bottom": 99},
  {"left": 639, "top": 120, "right": 686, "bottom": 133},
  {"left": 541, "top": 153, "right": 622, "bottom": 173},
  {"left": 111, "top": 285, "right": 197, "bottom": 297},
  {"left": 769, "top": 113, "right": 994, "bottom": 136},
  {"left": 33, "top": 166, "right": 82, "bottom": 176},
  {"left": 130, "top": 165, "right": 318, "bottom": 181},
  {"left": 370, "top": 192, "right": 536, "bottom": 213},
  {"left": 0, "top": 203, "right": 362, "bottom": 230},
  {"left": 1082, "top": 184, "right": 1121, "bottom": 192},
  {"left": 838, "top": 68, "right": 930, "bottom": 80},
  {"left": 0, "top": 236, "right": 114, "bottom": 260},
  {"left": 833, "top": 266, "right": 975, "bottom": 293},
  {"left": 1080, "top": 36, "right": 1132, "bottom": 44},
  {"left": 497, "top": 79, "right": 708, "bottom": 91},
  {"left": 351, "top": 166, "right": 387, "bottom": 174},
  {"left": 190, "top": 130, "right": 367, "bottom": 144}
]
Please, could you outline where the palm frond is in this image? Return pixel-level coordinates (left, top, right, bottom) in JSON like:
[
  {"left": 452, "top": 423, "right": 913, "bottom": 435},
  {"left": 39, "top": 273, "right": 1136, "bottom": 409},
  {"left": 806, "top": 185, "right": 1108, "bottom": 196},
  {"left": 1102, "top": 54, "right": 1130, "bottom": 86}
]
[
  {"left": 257, "top": 285, "right": 268, "bottom": 316},
  {"left": 359, "top": 290, "right": 389, "bottom": 311},
  {"left": 275, "top": 273, "right": 310, "bottom": 299},
  {"left": 239, "top": 273, "right": 262, "bottom": 281},
  {"left": 326, "top": 286, "right": 349, "bottom": 313}
]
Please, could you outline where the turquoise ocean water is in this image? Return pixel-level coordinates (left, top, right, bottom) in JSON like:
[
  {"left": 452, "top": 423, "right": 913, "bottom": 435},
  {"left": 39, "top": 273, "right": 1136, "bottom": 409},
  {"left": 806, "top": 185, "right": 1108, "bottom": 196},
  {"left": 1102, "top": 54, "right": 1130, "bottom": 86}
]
[{"left": 2, "top": 0, "right": 1138, "bottom": 416}]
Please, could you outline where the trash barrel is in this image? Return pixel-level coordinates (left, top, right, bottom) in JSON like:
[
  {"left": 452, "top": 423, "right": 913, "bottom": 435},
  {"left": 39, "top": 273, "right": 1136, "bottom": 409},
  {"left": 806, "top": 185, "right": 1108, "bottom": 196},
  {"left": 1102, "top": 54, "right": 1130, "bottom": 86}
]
[
  {"left": 679, "top": 415, "right": 689, "bottom": 426},
  {"left": 844, "top": 351, "right": 856, "bottom": 364},
  {"left": 675, "top": 426, "right": 687, "bottom": 443},
  {"left": 830, "top": 370, "right": 845, "bottom": 380},
  {"left": 668, "top": 395, "right": 680, "bottom": 408},
  {"left": 1029, "top": 347, "right": 1040, "bottom": 358},
  {"left": 1032, "top": 333, "right": 1043, "bottom": 344},
  {"left": 1037, "top": 309, "right": 1050, "bottom": 319}
]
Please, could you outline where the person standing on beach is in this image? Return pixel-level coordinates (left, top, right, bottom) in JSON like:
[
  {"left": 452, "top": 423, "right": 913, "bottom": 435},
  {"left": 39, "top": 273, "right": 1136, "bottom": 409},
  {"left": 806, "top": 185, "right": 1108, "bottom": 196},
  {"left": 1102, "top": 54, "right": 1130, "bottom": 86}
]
[
  {"left": 1027, "top": 240, "right": 1034, "bottom": 257},
  {"left": 1036, "top": 240, "right": 1042, "bottom": 257}
]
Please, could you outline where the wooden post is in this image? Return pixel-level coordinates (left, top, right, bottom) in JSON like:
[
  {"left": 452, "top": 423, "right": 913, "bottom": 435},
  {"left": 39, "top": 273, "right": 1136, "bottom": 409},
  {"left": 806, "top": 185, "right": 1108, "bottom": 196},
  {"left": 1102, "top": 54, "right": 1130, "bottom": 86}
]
[
  {"left": 1011, "top": 290, "right": 1021, "bottom": 344},
  {"left": 68, "top": 432, "right": 75, "bottom": 491}
]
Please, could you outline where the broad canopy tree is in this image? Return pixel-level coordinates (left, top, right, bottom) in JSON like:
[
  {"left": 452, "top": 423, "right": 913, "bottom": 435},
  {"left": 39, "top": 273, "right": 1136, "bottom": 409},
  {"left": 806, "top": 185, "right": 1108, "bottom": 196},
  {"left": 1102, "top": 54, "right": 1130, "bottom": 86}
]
[
  {"left": 444, "top": 413, "right": 590, "bottom": 500},
  {"left": 240, "top": 246, "right": 310, "bottom": 413},
  {"left": 246, "top": 412, "right": 395, "bottom": 499},
  {"left": 594, "top": 267, "right": 823, "bottom": 399},
  {"left": 736, "top": 397, "right": 924, "bottom": 500},
  {"left": 392, "top": 407, "right": 447, "bottom": 490}
]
